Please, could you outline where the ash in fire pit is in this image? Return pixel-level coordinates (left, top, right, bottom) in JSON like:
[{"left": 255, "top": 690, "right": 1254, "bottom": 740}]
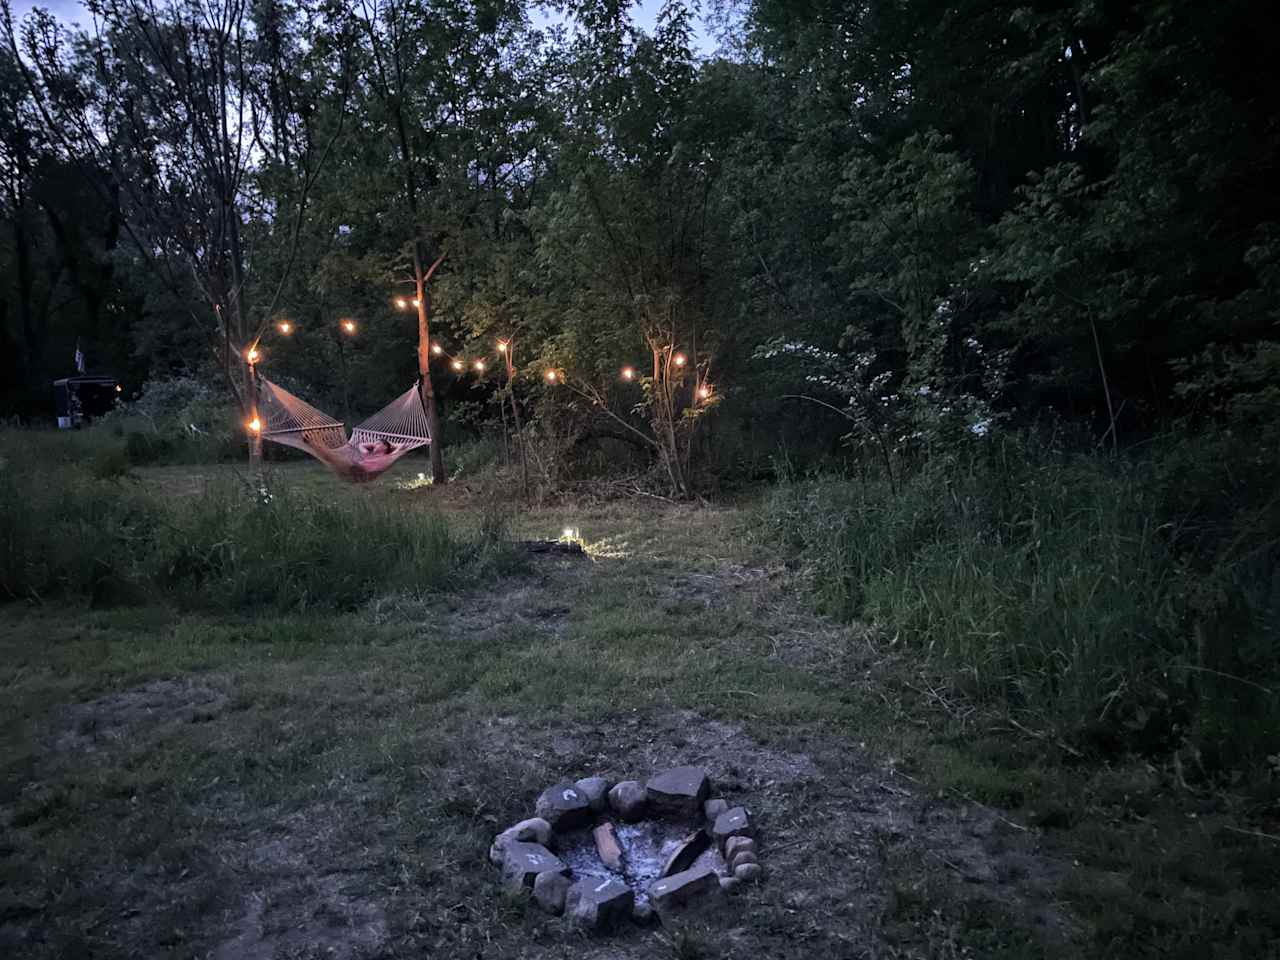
[{"left": 489, "top": 766, "right": 760, "bottom": 930}]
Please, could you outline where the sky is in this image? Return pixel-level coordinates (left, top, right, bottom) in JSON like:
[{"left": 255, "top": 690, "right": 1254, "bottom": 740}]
[{"left": 9, "top": 0, "right": 719, "bottom": 53}]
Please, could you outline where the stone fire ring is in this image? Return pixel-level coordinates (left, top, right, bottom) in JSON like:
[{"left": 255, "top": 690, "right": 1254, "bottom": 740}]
[{"left": 488, "top": 766, "right": 761, "bottom": 930}]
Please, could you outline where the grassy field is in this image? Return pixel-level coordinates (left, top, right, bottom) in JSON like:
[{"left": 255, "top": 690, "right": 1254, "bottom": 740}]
[{"left": 1, "top": 449, "right": 1277, "bottom": 958}]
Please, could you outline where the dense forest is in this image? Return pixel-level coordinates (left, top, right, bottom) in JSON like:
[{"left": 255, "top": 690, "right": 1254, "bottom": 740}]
[{"left": 3, "top": 0, "right": 1277, "bottom": 773}]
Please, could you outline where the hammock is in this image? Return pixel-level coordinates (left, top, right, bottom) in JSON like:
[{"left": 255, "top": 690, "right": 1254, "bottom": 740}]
[{"left": 257, "top": 376, "right": 431, "bottom": 483}]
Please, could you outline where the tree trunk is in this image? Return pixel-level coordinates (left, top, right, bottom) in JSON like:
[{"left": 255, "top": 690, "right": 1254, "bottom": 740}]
[{"left": 414, "top": 258, "right": 446, "bottom": 483}]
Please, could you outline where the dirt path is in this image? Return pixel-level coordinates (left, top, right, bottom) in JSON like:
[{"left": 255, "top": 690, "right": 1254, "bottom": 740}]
[{"left": 0, "top": 499, "right": 1083, "bottom": 959}]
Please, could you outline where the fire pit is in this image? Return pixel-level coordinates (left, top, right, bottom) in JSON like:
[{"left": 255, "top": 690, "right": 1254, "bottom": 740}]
[{"left": 488, "top": 766, "right": 761, "bottom": 930}]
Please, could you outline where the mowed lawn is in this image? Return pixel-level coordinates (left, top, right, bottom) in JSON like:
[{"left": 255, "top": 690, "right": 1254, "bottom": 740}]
[{"left": 0, "top": 462, "right": 1265, "bottom": 958}]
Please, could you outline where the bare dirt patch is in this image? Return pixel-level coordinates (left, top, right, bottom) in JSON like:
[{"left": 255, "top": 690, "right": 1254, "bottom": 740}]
[{"left": 54, "top": 678, "right": 228, "bottom": 753}]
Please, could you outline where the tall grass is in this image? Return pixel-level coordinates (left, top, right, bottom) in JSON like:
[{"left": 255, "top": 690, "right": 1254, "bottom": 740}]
[
  {"left": 0, "top": 430, "right": 521, "bottom": 612},
  {"left": 759, "top": 435, "right": 1280, "bottom": 771}
]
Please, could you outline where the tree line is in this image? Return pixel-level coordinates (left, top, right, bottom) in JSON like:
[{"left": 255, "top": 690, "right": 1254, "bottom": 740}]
[{"left": 1, "top": 0, "right": 1276, "bottom": 486}]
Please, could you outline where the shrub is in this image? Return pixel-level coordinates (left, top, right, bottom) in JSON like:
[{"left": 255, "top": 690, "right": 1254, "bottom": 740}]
[{"left": 757, "top": 433, "right": 1280, "bottom": 772}]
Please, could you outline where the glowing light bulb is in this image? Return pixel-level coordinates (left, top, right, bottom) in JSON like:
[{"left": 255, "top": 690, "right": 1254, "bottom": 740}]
[
  {"left": 562, "top": 527, "right": 574, "bottom": 539},
  {"left": 497, "top": 341, "right": 508, "bottom": 353},
  {"left": 277, "top": 321, "right": 292, "bottom": 335},
  {"left": 342, "top": 320, "right": 356, "bottom": 334},
  {"left": 673, "top": 353, "right": 686, "bottom": 367},
  {"left": 248, "top": 417, "right": 261, "bottom": 433},
  {"left": 431, "top": 343, "right": 443, "bottom": 356},
  {"left": 395, "top": 298, "right": 407, "bottom": 309},
  {"left": 474, "top": 360, "right": 486, "bottom": 372},
  {"left": 451, "top": 359, "right": 464, "bottom": 372},
  {"left": 115, "top": 384, "right": 123, "bottom": 393},
  {"left": 412, "top": 298, "right": 420, "bottom": 307},
  {"left": 697, "top": 385, "right": 711, "bottom": 399},
  {"left": 417, "top": 472, "right": 425, "bottom": 481},
  {"left": 246, "top": 348, "right": 260, "bottom": 363},
  {"left": 621, "top": 366, "right": 635, "bottom": 381},
  {"left": 544, "top": 369, "right": 558, "bottom": 383}
]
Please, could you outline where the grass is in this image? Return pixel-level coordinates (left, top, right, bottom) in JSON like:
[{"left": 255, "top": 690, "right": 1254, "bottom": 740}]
[{"left": 1, "top": 427, "right": 1278, "bottom": 958}]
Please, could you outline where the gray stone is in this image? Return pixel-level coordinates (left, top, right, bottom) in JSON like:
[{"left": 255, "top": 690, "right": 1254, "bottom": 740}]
[
  {"left": 712, "top": 806, "right": 754, "bottom": 846},
  {"left": 607, "top": 780, "right": 648, "bottom": 822},
  {"left": 729, "top": 850, "right": 759, "bottom": 873},
  {"left": 575, "top": 776, "right": 611, "bottom": 812},
  {"left": 646, "top": 766, "right": 711, "bottom": 818},
  {"left": 534, "top": 781, "right": 592, "bottom": 830},
  {"left": 648, "top": 863, "right": 720, "bottom": 922},
  {"left": 565, "top": 877, "right": 634, "bottom": 931},
  {"left": 632, "top": 899, "right": 655, "bottom": 924},
  {"left": 661, "top": 830, "right": 710, "bottom": 878},
  {"left": 488, "top": 817, "right": 553, "bottom": 865},
  {"left": 532, "top": 871, "right": 571, "bottom": 915},
  {"left": 719, "top": 874, "right": 741, "bottom": 892},
  {"left": 703, "top": 798, "right": 729, "bottom": 821},
  {"left": 724, "top": 835, "right": 756, "bottom": 862},
  {"left": 501, "top": 842, "right": 569, "bottom": 890},
  {"left": 733, "top": 861, "right": 762, "bottom": 883}
]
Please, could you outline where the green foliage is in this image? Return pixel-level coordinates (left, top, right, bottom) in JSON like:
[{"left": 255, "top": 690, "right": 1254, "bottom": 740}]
[
  {"left": 757, "top": 435, "right": 1280, "bottom": 769},
  {"left": 0, "top": 429, "right": 521, "bottom": 611}
]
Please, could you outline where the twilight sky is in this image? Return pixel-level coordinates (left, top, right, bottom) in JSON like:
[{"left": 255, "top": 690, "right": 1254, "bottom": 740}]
[{"left": 8, "top": 0, "right": 719, "bottom": 52}]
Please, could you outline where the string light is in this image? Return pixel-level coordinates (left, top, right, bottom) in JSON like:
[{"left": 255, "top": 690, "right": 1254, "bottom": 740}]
[
  {"left": 277, "top": 321, "right": 292, "bottom": 335},
  {"left": 341, "top": 320, "right": 357, "bottom": 334},
  {"left": 395, "top": 298, "right": 407, "bottom": 309},
  {"left": 544, "top": 369, "right": 558, "bottom": 383},
  {"left": 673, "top": 353, "right": 686, "bottom": 367},
  {"left": 431, "top": 343, "right": 443, "bottom": 356},
  {"left": 474, "top": 360, "right": 486, "bottom": 372},
  {"left": 115, "top": 384, "right": 123, "bottom": 393},
  {"left": 246, "top": 347, "right": 260, "bottom": 363},
  {"left": 248, "top": 417, "right": 261, "bottom": 433},
  {"left": 497, "top": 341, "right": 508, "bottom": 353},
  {"left": 697, "top": 385, "right": 711, "bottom": 399},
  {"left": 621, "top": 366, "right": 635, "bottom": 381},
  {"left": 451, "top": 359, "right": 464, "bottom": 372},
  {"left": 412, "top": 298, "right": 420, "bottom": 307}
]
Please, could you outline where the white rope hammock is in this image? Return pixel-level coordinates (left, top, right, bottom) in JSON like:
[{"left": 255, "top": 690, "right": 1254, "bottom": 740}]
[{"left": 257, "top": 376, "right": 432, "bottom": 483}]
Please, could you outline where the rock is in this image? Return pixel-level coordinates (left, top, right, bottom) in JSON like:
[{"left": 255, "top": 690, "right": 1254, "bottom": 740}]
[
  {"left": 646, "top": 766, "right": 711, "bottom": 818},
  {"left": 534, "top": 781, "right": 593, "bottom": 830},
  {"left": 733, "top": 861, "right": 763, "bottom": 883},
  {"left": 661, "top": 830, "right": 710, "bottom": 878},
  {"left": 532, "top": 871, "right": 571, "bottom": 915},
  {"left": 712, "top": 806, "right": 754, "bottom": 846},
  {"left": 575, "top": 776, "right": 611, "bottom": 812},
  {"left": 719, "top": 874, "right": 741, "bottom": 893},
  {"left": 703, "top": 798, "right": 729, "bottom": 821},
  {"left": 724, "top": 836, "right": 756, "bottom": 863},
  {"left": 488, "top": 817, "right": 554, "bottom": 865},
  {"left": 648, "top": 863, "right": 720, "bottom": 922},
  {"left": 729, "top": 850, "right": 759, "bottom": 873},
  {"left": 501, "top": 842, "right": 569, "bottom": 890},
  {"left": 632, "top": 899, "right": 655, "bottom": 924},
  {"left": 593, "top": 821, "right": 625, "bottom": 870},
  {"left": 565, "top": 877, "right": 634, "bottom": 931},
  {"left": 608, "top": 780, "right": 648, "bottom": 822}
]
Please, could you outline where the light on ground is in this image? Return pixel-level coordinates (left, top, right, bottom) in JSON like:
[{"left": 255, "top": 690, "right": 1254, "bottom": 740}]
[{"left": 116, "top": 384, "right": 122, "bottom": 393}]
